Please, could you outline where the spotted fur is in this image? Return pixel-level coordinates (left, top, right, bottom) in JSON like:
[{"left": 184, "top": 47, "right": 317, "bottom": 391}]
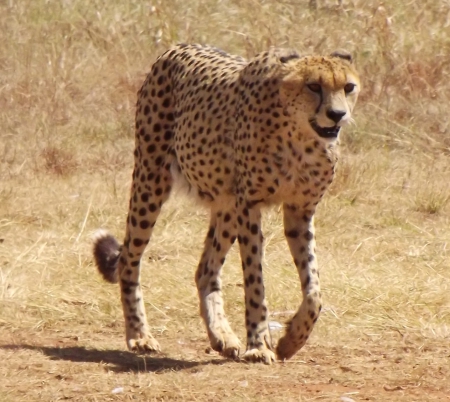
[{"left": 93, "top": 44, "right": 360, "bottom": 364}]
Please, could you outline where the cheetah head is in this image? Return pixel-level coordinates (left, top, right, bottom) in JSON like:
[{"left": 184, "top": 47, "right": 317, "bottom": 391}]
[{"left": 278, "top": 50, "right": 360, "bottom": 140}]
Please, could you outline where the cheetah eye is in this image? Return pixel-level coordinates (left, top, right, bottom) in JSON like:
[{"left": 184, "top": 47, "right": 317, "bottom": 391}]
[
  {"left": 344, "top": 83, "right": 356, "bottom": 94},
  {"left": 307, "top": 83, "right": 322, "bottom": 94}
]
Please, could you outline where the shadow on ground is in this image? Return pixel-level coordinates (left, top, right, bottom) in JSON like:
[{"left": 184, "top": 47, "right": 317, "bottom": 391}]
[{"left": 1, "top": 344, "right": 227, "bottom": 373}]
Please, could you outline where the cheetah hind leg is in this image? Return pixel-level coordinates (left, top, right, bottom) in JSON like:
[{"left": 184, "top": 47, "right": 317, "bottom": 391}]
[
  {"left": 93, "top": 230, "right": 162, "bottom": 354},
  {"left": 196, "top": 208, "right": 241, "bottom": 359}
]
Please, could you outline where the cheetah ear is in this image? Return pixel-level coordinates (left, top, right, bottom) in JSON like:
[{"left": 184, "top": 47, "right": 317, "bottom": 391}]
[
  {"left": 274, "top": 48, "right": 301, "bottom": 64},
  {"left": 330, "top": 49, "right": 353, "bottom": 63}
]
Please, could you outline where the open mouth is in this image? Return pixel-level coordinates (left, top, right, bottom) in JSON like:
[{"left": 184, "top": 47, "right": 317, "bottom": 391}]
[{"left": 310, "top": 120, "right": 341, "bottom": 139}]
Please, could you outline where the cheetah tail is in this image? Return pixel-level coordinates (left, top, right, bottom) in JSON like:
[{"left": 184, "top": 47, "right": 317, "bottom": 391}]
[{"left": 92, "top": 230, "right": 121, "bottom": 284}]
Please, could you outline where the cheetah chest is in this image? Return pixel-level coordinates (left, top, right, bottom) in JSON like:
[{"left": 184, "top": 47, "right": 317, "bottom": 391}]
[{"left": 243, "top": 136, "right": 338, "bottom": 207}]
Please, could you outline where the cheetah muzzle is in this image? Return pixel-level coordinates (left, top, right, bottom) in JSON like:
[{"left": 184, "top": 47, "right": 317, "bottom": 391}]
[{"left": 92, "top": 43, "right": 361, "bottom": 364}]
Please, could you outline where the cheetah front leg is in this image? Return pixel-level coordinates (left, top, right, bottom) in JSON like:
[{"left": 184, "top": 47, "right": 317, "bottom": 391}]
[
  {"left": 236, "top": 199, "right": 276, "bottom": 364},
  {"left": 276, "top": 204, "right": 322, "bottom": 360},
  {"left": 196, "top": 208, "right": 241, "bottom": 359}
]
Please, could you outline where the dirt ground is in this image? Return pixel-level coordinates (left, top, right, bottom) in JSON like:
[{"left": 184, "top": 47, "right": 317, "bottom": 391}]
[{"left": 1, "top": 315, "right": 449, "bottom": 401}]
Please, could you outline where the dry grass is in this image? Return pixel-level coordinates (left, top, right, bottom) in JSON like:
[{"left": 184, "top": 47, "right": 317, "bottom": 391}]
[{"left": 1, "top": 0, "right": 450, "bottom": 400}]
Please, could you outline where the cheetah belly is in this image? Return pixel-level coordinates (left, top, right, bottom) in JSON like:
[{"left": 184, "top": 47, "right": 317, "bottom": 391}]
[{"left": 173, "top": 123, "right": 236, "bottom": 204}]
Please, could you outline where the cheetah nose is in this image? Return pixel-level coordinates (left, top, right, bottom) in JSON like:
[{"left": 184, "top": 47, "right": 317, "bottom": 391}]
[{"left": 326, "top": 109, "right": 346, "bottom": 124}]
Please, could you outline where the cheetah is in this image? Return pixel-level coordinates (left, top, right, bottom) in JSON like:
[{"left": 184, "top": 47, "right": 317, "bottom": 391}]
[{"left": 93, "top": 44, "right": 360, "bottom": 364}]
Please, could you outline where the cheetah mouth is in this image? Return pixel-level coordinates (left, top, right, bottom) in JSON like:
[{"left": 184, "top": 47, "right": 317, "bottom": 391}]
[{"left": 310, "top": 120, "right": 341, "bottom": 139}]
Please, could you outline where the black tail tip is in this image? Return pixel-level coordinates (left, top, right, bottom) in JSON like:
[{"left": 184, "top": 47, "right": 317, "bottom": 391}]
[{"left": 92, "top": 230, "right": 121, "bottom": 284}]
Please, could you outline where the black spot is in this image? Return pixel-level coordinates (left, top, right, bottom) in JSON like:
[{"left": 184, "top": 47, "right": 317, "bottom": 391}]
[
  {"left": 302, "top": 275, "right": 311, "bottom": 289},
  {"left": 207, "top": 227, "right": 215, "bottom": 239},
  {"left": 164, "top": 130, "right": 173, "bottom": 141},
  {"left": 285, "top": 229, "right": 299, "bottom": 238},
  {"left": 133, "top": 238, "right": 144, "bottom": 247},
  {"left": 249, "top": 298, "right": 260, "bottom": 309}
]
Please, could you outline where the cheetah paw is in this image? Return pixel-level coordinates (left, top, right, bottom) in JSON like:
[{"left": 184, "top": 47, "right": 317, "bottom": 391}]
[
  {"left": 276, "top": 333, "right": 306, "bottom": 361},
  {"left": 211, "top": 334, "right": 241, "bottom": 359},
  {"left": 241, "top": 348, "right": 276, "bottom": 365},
  {"left": 127, "top": 336, "right": 161, "bottom": 354}
]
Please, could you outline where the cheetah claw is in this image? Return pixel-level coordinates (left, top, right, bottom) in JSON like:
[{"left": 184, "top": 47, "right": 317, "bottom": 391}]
[
  {"left": 241, "top": 348, "right": 276, "bottom": 365},
  {"left": 219, "top": 343, "right": 241, "bottom": 360},
  {"left": 127, "top": 336, "right": 161, "bottom": 354}
]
